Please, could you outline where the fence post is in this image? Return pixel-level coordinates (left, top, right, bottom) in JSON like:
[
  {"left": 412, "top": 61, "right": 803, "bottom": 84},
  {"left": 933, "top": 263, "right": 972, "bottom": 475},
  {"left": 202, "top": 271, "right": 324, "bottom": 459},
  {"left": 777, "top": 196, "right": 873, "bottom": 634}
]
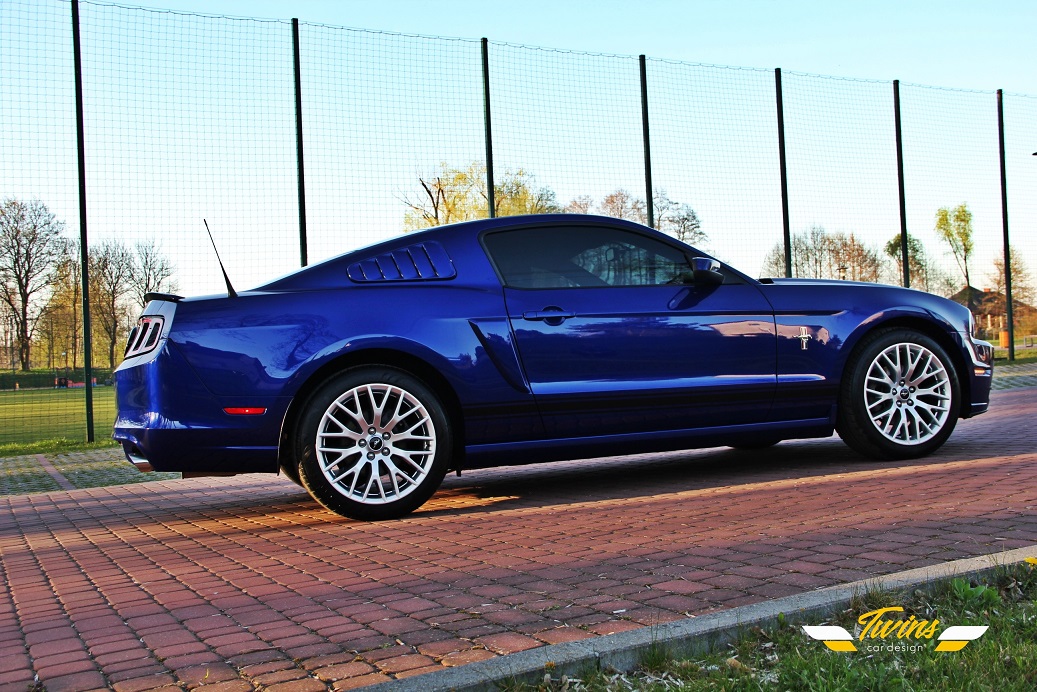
[
  {"left": 481, "top": 38, "right": 496, "bottom": 218},
  {"left": 639, "top": 55, "right": 654, "bottom": 229},
  {"left": 893, "top": 80, "right": 910, "bottom": 288},
  {"left": 774, "top": 68, "right": 791, "bottom": 277},
  {"left": 71, "top": 0, "right": 95, "bottom": 442},
  {"left": 292, "top": 18, "right": 308, "bottom": 267},
  {"left": 997, "top": 89, "right": 1014, "bottom": 361}
]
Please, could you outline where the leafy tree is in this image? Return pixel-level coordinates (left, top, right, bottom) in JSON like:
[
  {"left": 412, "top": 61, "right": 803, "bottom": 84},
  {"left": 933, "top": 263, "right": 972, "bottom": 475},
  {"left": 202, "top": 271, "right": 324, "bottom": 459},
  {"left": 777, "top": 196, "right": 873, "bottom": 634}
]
[
  {"left": 43, "top": 240, "right": 84, "bottom": 370},
  {"left": 90, "top": 240, "right": 134, "bottom": 368},
  {"left": 493, "top": 168, "right": 561, "bottom": 218},
  {"left": 400, "top": 162, "right": 559, "bottom": 230},
  {"left": 883, "top": 233, "right": 950, "bottom": 295},
  {"left": 885, "top": 233, "right": 925, "bottom": 287},
  {"left": 935, "top": 203, "right": 975, "bottom": 308},
  {"left": 401, "top": 163, "right": 482, "bottom": 229},
  {"left": 0, "top": 198, "right": 66, "bottom": 370},
  {"left": 404, "top": 168, "right": 707, "bottom": 250}
]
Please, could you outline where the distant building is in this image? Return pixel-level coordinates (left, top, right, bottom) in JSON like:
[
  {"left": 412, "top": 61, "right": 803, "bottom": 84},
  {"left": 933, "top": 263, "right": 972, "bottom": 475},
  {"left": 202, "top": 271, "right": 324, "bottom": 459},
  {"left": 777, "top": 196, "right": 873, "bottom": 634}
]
[{"left": 950, "top": 286, "right": 1036, "bottom": 339}]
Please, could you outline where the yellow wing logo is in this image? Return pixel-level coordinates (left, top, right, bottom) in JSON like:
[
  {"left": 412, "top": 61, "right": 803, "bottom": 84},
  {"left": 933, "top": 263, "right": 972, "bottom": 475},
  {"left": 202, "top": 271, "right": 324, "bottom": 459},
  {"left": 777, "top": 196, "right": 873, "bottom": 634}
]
[
  {"left": 934, "top": 626, "right": 989, "bottom": 652},
  {"left": 804, "top": 623, "right": 989, "bottom": 652},
  {"left": 802, "top": 625, "right": 857, "bottom": 652}
]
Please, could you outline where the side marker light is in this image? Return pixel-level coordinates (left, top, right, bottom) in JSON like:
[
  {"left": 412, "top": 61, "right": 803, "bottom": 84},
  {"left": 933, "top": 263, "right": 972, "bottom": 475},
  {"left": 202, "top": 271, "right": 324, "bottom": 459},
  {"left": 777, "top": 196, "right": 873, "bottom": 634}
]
[{"left": 223, "top": 407, "right": 267, "bottom": 416}]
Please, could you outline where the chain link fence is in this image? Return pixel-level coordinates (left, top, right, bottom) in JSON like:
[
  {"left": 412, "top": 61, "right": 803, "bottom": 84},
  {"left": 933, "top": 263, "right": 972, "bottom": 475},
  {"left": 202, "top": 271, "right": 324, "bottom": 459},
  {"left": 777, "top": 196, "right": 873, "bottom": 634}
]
[{"left": 1, "top": 0, "right": 1034, "bottom": 445}]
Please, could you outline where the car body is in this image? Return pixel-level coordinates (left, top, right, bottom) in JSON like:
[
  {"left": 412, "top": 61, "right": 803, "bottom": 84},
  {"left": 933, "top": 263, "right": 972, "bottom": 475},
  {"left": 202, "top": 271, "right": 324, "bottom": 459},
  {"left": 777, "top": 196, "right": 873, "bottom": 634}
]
[{"left": 114, "top": 214, "right": 994, "bottom": 519}]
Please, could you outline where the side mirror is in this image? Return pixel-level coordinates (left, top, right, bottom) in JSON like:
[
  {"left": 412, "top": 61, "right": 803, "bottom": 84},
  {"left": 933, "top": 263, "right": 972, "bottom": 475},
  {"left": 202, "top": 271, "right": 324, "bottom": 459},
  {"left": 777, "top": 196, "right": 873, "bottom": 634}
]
[{"left": 691, "top": 257, "right": 724, "bottom": 286}]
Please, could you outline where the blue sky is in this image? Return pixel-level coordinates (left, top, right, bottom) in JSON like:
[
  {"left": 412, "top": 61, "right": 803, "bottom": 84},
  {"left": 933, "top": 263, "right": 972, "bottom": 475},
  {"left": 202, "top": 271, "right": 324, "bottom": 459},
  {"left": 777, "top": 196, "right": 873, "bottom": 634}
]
[
  {"left": 123, "top": 0, "right": 1036, "bottom": 94},
  {"left": 3, "top": 0, "right": 1034, "bottom": 296}
]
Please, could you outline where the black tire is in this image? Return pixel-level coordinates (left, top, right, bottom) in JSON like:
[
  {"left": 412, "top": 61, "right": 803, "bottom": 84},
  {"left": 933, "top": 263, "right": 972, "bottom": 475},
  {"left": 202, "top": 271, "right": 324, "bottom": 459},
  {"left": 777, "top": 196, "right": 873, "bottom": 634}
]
[
  {"left": 837, "top": 328, "right": 960, "bottom": 460},
  {"left": 295, "top": 367, "right": 452, "bottom": 520},
  {"left": 279, "top": 461, "right": 303, "bottom": 487}
]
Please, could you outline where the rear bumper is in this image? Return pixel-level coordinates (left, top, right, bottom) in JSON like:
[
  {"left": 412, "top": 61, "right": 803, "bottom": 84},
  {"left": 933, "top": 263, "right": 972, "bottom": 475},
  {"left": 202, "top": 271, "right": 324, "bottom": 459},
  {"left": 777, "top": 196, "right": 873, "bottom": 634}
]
[
  {"left": 114, "top": 427, "right": 281, "bottom": 474},
  {"left": 113, "top": 341, "right": 287, "bottom": 474}
]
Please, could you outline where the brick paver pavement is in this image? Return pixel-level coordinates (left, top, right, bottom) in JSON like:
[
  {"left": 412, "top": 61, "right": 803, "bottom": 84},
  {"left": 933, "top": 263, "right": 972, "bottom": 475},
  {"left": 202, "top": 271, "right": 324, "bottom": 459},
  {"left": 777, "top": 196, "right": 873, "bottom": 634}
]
[
  {"left": 991, "top": 361, "right": 1037, "bottom": 389},
  {"left": 1, "top": 386, "right": 1035, "bottom": 691}
]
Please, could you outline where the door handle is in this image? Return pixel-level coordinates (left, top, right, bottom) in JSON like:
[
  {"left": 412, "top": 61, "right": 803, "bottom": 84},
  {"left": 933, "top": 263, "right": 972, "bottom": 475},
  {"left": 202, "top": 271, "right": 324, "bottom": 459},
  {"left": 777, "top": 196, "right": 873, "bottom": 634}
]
[{"left": 522, "top": 307, "right": 575, "bottom": 323}]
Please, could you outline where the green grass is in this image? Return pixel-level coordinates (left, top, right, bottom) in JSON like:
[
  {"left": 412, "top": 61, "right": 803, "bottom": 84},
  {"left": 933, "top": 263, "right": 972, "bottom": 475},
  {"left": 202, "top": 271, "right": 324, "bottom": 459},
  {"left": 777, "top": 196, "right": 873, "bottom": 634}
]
[
  {"left": 521, "top": 563, "right": 1037, "bottom": 691},
  {"left": 0, "top": 455, "right": 62, "bottom": 495},
  {"left": 0, "top": 448, "right": 180, "bottom": 496},
  {"left": 0, "top": 438, "right": 118, "bottom": 457},
  {"left": 0, "top": 387, "right": 116, "bottom": 446},
  {"left": 995, "top": 354, "right": 1037, "bottom": 365},
  {"left": 50, "top": 451, "right": 181, "bottom": 489}
]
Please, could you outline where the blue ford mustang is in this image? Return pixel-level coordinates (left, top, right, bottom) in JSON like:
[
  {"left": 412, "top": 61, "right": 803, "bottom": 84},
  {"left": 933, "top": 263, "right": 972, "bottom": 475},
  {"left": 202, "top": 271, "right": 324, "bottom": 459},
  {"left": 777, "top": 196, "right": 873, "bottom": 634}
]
[{"left": 114, "top": 215, "right": 993, "bottom": 520}]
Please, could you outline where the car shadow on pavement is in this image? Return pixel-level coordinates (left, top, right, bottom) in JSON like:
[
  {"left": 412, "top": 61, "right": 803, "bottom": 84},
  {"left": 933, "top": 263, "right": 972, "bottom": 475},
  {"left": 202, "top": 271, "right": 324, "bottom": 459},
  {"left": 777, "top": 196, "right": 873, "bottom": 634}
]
[
  {"left": 415, "top": 433, "right": 1002, "bottom": 519},
  {"left": 18, "top": 397, "right": 1018, "bottom": 531}
]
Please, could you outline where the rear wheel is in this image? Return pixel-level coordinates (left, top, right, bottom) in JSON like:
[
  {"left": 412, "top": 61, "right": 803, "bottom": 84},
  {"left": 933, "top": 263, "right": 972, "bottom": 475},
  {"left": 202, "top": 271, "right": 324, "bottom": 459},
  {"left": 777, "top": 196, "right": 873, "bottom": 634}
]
[
  {"left": 295, "top": 367, "right": 452, "bottom": 520},
  {"left": 279, "top": 462, "right": 303, "bottom": 486},
  {"left": 837, "top": 329, "right": 960, "bottom": 460}
]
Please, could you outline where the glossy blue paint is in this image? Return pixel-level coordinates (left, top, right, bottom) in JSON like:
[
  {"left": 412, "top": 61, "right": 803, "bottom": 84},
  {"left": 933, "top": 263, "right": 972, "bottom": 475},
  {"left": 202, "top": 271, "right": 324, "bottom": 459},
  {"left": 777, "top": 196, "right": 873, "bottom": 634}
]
[
  {"left": 503, "top": 282, "right": 778, "bottom": 435},
  {"left": 113, "top": 214, "right": 992, "bottom": 488}
]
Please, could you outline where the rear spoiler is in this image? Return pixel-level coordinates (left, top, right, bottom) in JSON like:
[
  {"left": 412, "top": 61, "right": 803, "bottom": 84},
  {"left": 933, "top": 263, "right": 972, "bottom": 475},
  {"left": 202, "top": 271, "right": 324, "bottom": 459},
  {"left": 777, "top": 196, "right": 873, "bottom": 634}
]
[{"left": 144, "top": 292, "right": 183, "bottom": 304}]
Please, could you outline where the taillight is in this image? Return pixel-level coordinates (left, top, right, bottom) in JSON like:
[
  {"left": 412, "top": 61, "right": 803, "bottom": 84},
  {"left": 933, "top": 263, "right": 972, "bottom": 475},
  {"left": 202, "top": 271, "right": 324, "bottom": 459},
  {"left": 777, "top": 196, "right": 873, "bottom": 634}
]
[{"left": 124, "top": 316, "right": 165, "bottom": 358}]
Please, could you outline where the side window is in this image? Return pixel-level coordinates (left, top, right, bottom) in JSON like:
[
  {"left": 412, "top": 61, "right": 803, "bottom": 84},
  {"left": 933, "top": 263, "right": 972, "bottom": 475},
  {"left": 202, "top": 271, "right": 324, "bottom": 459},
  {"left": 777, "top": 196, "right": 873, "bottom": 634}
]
[
  {"left": 484, "top": 226, "right": 692, "bottom": 288},
  {"left": 570, "top": 236, "right": 689, "bottom": 286}
]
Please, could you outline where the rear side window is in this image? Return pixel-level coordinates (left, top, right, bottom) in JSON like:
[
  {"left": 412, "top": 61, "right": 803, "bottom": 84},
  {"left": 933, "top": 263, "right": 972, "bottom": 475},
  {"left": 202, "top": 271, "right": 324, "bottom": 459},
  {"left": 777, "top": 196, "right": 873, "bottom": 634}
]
[{"left": 484, "top": 226, "right": 691, "bottom": 289}]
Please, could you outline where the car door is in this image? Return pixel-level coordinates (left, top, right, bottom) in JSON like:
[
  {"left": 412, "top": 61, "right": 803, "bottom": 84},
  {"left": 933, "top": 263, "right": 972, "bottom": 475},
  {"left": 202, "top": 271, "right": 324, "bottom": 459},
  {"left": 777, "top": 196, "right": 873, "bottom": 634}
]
[{"left": 483, "top": 224, "right": 777, "bottom": 439}]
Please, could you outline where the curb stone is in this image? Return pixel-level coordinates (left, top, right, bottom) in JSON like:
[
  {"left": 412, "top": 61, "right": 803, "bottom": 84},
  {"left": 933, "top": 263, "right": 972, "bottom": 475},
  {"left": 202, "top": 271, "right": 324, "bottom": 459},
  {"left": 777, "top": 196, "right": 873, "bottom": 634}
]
[{"left": 368, "top": 545, "right": 1037, "bottom": 692}]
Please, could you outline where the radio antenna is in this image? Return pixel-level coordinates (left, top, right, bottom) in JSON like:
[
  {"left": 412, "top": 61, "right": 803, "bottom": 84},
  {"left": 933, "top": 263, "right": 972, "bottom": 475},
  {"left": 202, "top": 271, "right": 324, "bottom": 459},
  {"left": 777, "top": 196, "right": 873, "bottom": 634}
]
[{"left": 204, "top": 219, "right": 238, "bottom": 298}]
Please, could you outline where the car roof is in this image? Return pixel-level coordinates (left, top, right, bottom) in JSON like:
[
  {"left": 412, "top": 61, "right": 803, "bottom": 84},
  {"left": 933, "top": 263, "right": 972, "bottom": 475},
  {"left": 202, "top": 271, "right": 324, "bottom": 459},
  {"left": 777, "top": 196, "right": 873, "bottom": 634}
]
[{"left": 252, "top": 214, "right": 721, "bottom": 292}]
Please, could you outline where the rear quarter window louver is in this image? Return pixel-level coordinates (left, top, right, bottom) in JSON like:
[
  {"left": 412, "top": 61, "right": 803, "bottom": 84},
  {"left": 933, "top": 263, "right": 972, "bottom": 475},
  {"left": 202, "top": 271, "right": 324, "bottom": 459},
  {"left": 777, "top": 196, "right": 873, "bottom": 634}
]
[{"left": 346, "top": 241, "right": 456, "bottom": 283}]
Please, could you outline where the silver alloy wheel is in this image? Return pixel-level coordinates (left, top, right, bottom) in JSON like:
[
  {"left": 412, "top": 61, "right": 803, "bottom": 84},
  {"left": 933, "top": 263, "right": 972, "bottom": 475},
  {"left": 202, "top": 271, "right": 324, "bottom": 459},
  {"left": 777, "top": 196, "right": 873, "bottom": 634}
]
[
  {"left": 315, "top": 383, "right": 436, "bottom": 505},
  {"left": 863, "top": 342, "right": 952, "bottom": 445}
]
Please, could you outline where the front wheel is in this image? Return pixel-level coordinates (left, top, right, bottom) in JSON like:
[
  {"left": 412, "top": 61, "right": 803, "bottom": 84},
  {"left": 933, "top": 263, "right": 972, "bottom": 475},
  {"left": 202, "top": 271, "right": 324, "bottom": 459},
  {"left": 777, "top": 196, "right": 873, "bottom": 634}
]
[
  {"left": 295, "top": 367, "right": 452, "bottom": 520},
  {"left": 837, "top": 329, "right": 960, "bottom": 460}
]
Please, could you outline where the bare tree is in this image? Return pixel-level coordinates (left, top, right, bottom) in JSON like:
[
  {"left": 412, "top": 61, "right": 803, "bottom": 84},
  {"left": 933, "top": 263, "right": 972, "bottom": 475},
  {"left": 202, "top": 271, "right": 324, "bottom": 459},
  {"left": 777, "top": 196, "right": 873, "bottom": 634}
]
[
  {"left": 130, "top": 240, "right": 177, "bottom": 310},
  {"left": 760, "top": 242, "right": 787, "bottom": 278},
  {"left": 763, "top": 225, "right": 886, "bottom": 283},
  {"left": 563, "top": 195, "right": 594, "bottom": 215},
  {"left": 598, "top": 189, "right": 647, "bottom": 224},
  {"left": 0, "top": 198, "right": 66, "bottom": 370},
  {"left": 654, "top": 190, "right": 705, "bottom": 246},
  {"left": 986, "top": 248, "right": 1035, "bottom": 316},
  {"left": 564, "top": 188, "right": 707, "bottom": 248},
  {"left": 792, "top": 225, "right": 833, "bottom": 279}
]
